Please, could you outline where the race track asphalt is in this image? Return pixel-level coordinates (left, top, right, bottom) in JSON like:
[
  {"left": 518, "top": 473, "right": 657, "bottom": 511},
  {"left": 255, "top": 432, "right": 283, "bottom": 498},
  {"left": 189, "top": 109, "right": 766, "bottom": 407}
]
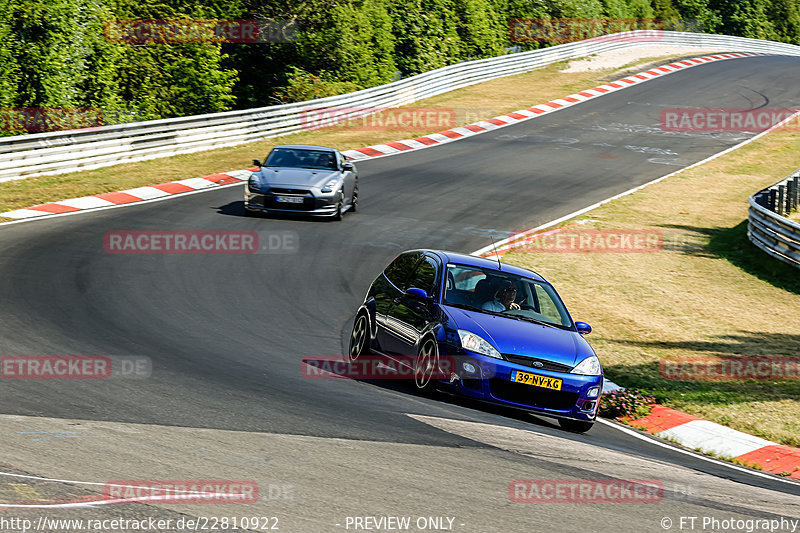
[{"left": 1, "top": 55, "right": 798, "bottom": 531}]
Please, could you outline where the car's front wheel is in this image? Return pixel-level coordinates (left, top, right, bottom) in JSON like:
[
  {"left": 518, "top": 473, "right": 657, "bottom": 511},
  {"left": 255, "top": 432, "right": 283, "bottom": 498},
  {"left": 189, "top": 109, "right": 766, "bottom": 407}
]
[
  {"left": 558, "top": 418, "right": 594, "bottom": 433},
  {"left": 349, "top": 313, "right": 370, "bottom": 361},
  {"left": 414, "top": 337, "right": 440, "bottom": 392},
  {"left": 350, "top": 184, "right": 358, "bottom": 213}
]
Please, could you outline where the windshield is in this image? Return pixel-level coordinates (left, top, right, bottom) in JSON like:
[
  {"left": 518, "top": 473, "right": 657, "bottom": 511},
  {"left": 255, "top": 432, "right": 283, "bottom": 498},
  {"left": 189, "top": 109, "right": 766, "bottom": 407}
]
[
  {"left": 443, "top": 263, "right": 573, "bottom": 329},
  {"left": 264, "top": 148, "right": 339, "bottom": 170}
]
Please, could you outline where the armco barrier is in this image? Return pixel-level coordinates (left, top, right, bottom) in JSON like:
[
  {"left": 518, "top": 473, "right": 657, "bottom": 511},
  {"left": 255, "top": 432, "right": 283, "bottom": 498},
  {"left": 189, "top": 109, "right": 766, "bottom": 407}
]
[
  {"left": 3, "top": 31, "right": 800, "bottom": 183},
  {"left": 748, "top": 169, "right": 800, "bottom": 269}
]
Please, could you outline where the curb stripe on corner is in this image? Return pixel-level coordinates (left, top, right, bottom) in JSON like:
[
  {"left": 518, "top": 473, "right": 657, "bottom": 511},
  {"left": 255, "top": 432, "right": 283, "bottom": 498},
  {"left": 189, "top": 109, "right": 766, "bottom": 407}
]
[
  {"left": 2, "top": 168, "right": 260, "bottom": 220},
  {"left": 338, "top": 52, "right": 759, "bottom": 162},
  {"left": 629, "top": 405, "right": 800, "bottom": 479}
]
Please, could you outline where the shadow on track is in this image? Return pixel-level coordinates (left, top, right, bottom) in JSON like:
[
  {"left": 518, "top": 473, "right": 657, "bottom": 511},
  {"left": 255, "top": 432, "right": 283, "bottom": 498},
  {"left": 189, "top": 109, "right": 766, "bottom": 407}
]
[{"left": 300, "top": 356, "right": 564, "bottom": 432}]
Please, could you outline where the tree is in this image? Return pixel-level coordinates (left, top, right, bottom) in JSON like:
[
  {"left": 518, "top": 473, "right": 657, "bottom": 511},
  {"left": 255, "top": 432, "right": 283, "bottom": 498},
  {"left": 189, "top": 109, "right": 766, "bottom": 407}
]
[
  {"left": 456, "top": 0, "right": 507, "bottom": 59},
  {"left": 388, "top": 0, "right": 463, "bottom": 76},
  {"left": 298, "top": 0, "right": 397, "bottom": 89},
  {"left": 0, "top": 0, "right": 20, "bottom": 110},
  {"left": 110, "top": 0, "right": 239, "bottom": 119},
  {"left": 768, "top": 0, "right": 800, "bottom": 43},
  {"left": 6, "top": 0, "right": 117, "bottom": 108}
]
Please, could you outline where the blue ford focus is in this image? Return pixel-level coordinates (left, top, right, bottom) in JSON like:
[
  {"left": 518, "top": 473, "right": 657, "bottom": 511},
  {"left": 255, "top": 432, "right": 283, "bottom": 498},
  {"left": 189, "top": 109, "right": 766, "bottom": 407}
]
[{"left": 349, "top": 249, "right": 603, "bottom": 432}]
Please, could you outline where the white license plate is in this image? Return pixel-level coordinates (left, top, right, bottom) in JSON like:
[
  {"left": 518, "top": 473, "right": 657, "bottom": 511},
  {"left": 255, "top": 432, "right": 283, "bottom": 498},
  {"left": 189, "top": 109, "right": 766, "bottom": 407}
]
[{"left": 276, "top": 196, "right": 304, "bottom": 204}]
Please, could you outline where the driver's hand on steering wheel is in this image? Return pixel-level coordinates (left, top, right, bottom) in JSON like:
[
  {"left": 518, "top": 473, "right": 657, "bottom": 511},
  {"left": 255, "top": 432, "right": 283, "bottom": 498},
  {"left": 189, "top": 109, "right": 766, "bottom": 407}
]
[{"left": 508, "top": 302, "right": 520, "bottom": 310}]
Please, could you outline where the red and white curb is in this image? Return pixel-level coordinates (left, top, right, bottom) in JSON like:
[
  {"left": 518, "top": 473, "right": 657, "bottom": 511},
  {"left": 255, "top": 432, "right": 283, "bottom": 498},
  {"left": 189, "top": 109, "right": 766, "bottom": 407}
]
[
  {"left": 339, "top": 52, "right": 759, "bottom": 161},
  {"left": 1, "top": 52, "right": 759, "bottom": 221},
  {"left": 2, "top": 170, "right": 254, "bottom": 220},
  {"left": 627, "top": 405, "right": 800, "bottom": 479}
]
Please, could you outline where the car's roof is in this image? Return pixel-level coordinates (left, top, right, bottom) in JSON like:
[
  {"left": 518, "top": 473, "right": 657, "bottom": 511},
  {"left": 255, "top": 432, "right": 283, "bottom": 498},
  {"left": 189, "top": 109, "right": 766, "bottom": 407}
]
[
  {"left": 423, "top": 249, "right": 547, "bottom": 282},
  {"left": 272, "top": 144, "right": 337, "bottom": 152}
]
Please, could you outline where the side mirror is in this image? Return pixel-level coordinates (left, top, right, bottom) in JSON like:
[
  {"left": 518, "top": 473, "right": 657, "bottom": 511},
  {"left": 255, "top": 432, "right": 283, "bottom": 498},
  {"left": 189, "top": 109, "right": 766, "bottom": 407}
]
[
  {"left": 575, "top": 321, "right": 592, "bottom": 335},
  {"left": 406, "top": 287, "right": 428, "bottom": 300},
  {"left": 252, "top": 159, "right": 262, "bottom": 168},
  {"left": 342, "top": 162, "right": 354, "bottom": 172}
]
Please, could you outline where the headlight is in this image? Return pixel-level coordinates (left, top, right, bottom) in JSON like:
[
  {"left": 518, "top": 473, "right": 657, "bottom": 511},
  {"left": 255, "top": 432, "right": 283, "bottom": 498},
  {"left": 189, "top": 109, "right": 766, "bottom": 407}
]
[
  {"left": 321, "top": 179, "right": 340, "bottom": 193},
  {"left": 571, "top": 355, "right": 602, "bottom": 376},
  {"left": 458, "top": 330, "right": 501, "bottom": 359},
  {"left": 248, "top": 175, "right": 261, "bottom": 192}
]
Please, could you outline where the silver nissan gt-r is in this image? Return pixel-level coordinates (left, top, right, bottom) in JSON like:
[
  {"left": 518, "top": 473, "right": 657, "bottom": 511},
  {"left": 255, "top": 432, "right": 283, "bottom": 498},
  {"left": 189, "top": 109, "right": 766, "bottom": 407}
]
[{"left": 244, "top": 144, "right": 358, "bottom": 220}]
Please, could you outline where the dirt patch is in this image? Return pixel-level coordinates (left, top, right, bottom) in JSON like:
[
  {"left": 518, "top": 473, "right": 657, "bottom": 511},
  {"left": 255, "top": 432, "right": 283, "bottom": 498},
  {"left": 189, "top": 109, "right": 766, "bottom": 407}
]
[{"left": 559, "top": 45, "right": 728, "bottom": 73}]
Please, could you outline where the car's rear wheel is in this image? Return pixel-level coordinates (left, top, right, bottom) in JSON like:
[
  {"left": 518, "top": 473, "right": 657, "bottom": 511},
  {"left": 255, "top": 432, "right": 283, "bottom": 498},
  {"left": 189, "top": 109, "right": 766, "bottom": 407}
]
[
  {"left": 349, "top": 314, "right": 370, "bottom": 361},
  {"left": 558, "top": 418, "right": 594, "bottom": 433},
  {"left": 414, "top": 338, "right": 439, "bottom": 392}
]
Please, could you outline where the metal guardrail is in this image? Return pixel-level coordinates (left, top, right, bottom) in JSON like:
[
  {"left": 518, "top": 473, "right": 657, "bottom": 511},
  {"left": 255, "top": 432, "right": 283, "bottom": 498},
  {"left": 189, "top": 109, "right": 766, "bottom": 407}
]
[
  {"left": 3, "top": 30, "right": 800, "bottom": 183},
  {"left": 748, "top": 170, "right": 800, "bottom": 268}
]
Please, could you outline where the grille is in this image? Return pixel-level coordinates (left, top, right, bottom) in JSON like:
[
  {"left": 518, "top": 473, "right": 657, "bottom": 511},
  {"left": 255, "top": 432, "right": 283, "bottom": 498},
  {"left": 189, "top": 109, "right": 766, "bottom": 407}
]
[
  {"left": 489, "top": 378, "right": 579, "bottom": 410},
  {"left": 269, "top": 188, "right": 310, "bottom": 195},
  {"left": 503, "top": 354, "right": 572, "bottom": 373}
]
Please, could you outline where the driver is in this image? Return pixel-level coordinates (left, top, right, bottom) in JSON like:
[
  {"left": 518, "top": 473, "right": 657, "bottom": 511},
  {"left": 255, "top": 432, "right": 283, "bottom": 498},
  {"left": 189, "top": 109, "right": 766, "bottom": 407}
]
[
  {"left": 323, "top": 153, "right": 337, "bottom": 169},
  {"left": 482, "top": 281, "right": 520, "bottom": 312}
]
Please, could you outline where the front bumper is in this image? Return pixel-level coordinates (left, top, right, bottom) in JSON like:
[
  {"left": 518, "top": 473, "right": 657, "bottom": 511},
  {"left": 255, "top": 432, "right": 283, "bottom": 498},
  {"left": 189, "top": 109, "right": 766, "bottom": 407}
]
[
  {"left": 440, "top": 351, "right": 603, "bottom": 422},
  {"left": 245, "top": 190, "right": 340, "bottom": 216}
]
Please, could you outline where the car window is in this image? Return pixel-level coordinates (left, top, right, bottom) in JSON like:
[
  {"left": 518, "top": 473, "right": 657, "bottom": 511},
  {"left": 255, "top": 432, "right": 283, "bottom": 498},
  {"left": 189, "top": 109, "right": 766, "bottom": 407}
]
[
  {"left": 265, "top": 148, "right": 338, "bottom": 170},
  {"left": 442, "top": 263, "right": 573, "bottom": 329},
  {"left": 265, "top": 149, "right": 297, "bottom": 167},
  {"left": 533, "top": 283, "right": 572, "bottom": 326},
  {"left": 407, "top": 256, "right": 438, "bottom": 294},
  {"left": 383, "top": 252, "right": 422, "bottom": 290},
  {"left": 448, "top": 265, "right": 486, "bottom": 291}
]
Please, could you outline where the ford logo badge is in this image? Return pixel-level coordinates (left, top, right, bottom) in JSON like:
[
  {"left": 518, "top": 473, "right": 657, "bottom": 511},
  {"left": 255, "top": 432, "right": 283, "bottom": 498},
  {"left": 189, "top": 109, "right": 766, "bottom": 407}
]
[{"left": 532, "top": 361, "right": 544, "bottom": 368}]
